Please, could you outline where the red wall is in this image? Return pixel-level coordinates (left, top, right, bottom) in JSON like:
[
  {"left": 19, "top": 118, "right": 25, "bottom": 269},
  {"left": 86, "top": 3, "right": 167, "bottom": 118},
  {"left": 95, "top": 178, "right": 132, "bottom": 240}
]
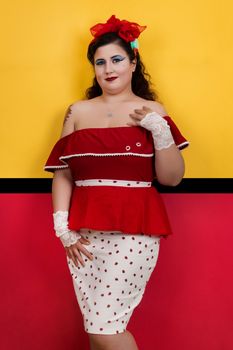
[{"left": 1, "top": 194, "right": 232, "bottom": 349}]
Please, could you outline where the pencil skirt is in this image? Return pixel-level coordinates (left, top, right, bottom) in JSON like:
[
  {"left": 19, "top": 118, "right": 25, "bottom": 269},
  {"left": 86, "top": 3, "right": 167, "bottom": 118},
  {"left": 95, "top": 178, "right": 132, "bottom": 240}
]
[{"left": 66, "top": 228, "right": 160, "bottom": 335}]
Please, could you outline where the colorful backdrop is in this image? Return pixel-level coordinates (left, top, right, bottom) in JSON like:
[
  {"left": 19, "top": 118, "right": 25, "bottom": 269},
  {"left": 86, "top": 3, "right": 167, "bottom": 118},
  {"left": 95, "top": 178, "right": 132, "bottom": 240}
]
[{"left": 1, "top": 1, "right": 232, "bottom": 349}]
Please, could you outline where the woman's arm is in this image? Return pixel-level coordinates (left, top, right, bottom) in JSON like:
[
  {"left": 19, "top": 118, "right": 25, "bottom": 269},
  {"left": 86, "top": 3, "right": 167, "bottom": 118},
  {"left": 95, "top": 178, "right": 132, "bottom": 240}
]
[
  {"left": 154, "top": 144, "right": 185, "bottom": 186},
  {"left": 52, "top": 104, "right": 75, "bottom": 212},
  {"left": 128, "top": 103, "right": 186, "bottom": 186},
  {"left": 150, "top": 102, "right": 185, "bottom": 186},
  {"left": 51, "top": 104, "right": 93, "bottom": 267},
  {"left": 52, "top": 168, "right": 73, "bottom": 212}
]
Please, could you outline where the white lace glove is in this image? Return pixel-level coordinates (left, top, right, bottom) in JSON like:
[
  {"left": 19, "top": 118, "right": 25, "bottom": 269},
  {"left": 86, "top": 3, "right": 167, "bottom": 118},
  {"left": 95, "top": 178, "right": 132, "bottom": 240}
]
[
  {"left": 53, "top": 210, "right": 82, "bottom": 247},
  {"left": 139, "top": 112, "right": 175, "bottom": 150}
]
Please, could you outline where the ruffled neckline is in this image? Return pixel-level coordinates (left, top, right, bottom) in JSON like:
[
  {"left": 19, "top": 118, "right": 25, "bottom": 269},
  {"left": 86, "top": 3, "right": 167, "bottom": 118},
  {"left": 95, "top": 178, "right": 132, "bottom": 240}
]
[
  {"left": 60, "top": 116, "right": 170, "bottom": 140},
  {"left": 60, "top": 125, "right": 143, "bottom": 140}
]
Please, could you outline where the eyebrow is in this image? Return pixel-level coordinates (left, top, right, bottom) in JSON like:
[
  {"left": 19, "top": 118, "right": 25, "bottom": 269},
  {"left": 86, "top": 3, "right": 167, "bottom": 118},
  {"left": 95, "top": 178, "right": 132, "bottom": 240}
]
[{"left": 95, "top": 55, "right": 125, "bottom": 63}]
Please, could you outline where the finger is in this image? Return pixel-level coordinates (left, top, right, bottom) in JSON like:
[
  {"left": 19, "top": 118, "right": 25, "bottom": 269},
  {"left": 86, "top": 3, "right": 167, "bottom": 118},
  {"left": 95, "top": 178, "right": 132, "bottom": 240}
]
[
  {"left": 69, "top": 250, "right": 79, "bottom": 267},
  {"left": 129, "top": 113, "right": 142, "bottom": 121},
  {"left": 66, "top": 248, "right": 72, "bottom": 259},
  {"left": 76, "top": 250, "right": 85, "bottom": 267},
  {"left": 129, "top": 114, "right": 145, "bottom": 125},
  {"left": 79, "top": 237, "right": 91, "bottom": 245},
  {"left": 77, "top": 243, "right": 94, "bottom": 261},
  {"left": 72, "top": 247, "right": 85, "bottom": 266},
  {"left": 134, "top": 109, "right": 145, "bottom": 115},
  {"left": 126, "top": 121, "right": 136, "bottom": 126},
  {"left": 142, "top": 106, "right": 152, "bottom": 112},
  {"left": 65, "top": 246, "right": 73, "bottom": 260}
]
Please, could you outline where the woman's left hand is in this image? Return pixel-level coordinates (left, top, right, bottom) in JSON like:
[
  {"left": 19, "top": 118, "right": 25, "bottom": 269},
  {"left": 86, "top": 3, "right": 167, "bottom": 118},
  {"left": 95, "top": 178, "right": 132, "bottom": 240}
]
[{"left": 127, "top": 106, "right": 154, "bottom": 126}]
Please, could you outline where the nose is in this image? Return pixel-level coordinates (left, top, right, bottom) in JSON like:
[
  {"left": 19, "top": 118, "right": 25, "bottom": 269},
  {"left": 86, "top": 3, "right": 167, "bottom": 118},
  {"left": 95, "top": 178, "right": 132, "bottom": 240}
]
[{"left": 105, "top": 60, "right": 114, "bottom": 74}]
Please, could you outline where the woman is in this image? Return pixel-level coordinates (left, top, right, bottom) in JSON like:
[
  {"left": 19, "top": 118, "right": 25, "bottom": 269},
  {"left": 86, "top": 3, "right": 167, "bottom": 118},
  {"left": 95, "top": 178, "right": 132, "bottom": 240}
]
[{"left": 44, "top": 15, "right": 189, "bottom": 350}]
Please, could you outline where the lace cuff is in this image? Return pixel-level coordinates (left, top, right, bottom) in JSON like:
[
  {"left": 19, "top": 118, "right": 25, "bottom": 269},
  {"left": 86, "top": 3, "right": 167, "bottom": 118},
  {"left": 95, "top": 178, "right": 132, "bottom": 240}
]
[
  {"left": 139, "top": 112, "right": 175, "bottom": 150},
  {"left": 53, "top": 210, "right": 81, "bottom": 247},
  {"left": 59, "top": 230, "right": 81, "bottom": 247}
]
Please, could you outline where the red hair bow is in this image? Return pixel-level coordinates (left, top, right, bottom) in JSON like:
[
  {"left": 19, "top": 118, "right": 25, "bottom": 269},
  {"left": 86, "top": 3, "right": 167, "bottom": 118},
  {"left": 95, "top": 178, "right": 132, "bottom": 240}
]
[{"left": 90, "top": 15, "right": 146, "bottom": 43}]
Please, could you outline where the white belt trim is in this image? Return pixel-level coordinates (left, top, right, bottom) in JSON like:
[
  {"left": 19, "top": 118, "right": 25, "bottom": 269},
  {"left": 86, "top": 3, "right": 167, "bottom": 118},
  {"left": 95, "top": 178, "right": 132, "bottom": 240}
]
[{"left": 75, "top": 179, "right": 152, "bottom": 187}]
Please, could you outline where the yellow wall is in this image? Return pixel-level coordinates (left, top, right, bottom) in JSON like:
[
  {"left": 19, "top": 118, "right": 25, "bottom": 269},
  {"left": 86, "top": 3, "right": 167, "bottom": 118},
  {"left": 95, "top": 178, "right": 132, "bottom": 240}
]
[{"left": 1, "top": 0, "right": 232, "bottom": 177}]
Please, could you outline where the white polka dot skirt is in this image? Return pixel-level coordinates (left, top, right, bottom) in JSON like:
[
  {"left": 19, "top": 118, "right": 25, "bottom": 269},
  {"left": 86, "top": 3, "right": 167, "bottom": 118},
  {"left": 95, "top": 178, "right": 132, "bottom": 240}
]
[{"left": 66, "top": 228, "right": 160, "bottom": 335}]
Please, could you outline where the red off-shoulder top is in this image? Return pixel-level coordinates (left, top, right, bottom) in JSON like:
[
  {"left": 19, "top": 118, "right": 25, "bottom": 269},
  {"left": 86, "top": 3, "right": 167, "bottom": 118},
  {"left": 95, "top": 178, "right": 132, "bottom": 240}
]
[{"left": 44, "top": 116, "right": 189, "bottom": 238}]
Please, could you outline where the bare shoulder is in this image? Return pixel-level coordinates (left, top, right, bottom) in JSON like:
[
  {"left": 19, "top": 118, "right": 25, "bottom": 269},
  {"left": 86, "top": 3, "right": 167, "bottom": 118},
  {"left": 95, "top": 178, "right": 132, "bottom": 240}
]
[
  {"left": 60, "top": 99, "right": 92, "bottom": 137},
  {"left": 143, "top": 100, "right": 169, "bottom": 117},
  {"left": 59, "top": 100, "right": 86, "bottom": 138},
  {"left": 71, "top": 99, "right": 95, "bottom": 112}
]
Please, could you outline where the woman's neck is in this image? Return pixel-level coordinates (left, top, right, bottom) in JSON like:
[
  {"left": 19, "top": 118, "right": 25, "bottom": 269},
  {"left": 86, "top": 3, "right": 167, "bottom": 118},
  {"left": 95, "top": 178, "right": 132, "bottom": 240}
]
[{"left": 99, "top": 91, "right": 137, "bottom": 104}]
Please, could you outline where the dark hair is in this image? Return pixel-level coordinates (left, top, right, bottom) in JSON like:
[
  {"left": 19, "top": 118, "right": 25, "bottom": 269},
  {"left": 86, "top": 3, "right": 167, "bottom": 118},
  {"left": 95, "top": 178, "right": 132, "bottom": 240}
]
[{"left": 85, "top": 32, "right": 159, "bottom": 101}]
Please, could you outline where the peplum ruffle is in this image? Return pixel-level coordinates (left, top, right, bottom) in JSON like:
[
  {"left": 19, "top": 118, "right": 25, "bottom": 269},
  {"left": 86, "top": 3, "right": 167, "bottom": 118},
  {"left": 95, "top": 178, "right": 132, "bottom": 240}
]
[{"left": 68, "top": 185, "right": 173, "bottom": 237}]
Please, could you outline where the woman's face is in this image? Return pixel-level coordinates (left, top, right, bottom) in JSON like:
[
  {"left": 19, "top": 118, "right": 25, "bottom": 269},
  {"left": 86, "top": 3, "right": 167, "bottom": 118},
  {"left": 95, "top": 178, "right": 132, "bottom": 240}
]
[{"left": 93, "top": 43, "right": 136, "bottom": 95}]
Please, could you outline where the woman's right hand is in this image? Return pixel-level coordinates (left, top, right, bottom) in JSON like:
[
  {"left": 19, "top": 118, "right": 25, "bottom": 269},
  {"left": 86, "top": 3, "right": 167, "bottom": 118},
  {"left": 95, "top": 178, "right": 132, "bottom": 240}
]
[{"left": 65, "top": 236, "right": 94, "bottom": 267}]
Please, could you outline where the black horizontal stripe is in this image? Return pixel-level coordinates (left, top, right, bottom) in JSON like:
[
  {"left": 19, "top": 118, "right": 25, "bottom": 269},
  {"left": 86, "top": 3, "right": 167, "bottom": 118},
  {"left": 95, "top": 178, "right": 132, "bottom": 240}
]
[{"left": 0, "top": 178, "right": 232, "bottom": 193}]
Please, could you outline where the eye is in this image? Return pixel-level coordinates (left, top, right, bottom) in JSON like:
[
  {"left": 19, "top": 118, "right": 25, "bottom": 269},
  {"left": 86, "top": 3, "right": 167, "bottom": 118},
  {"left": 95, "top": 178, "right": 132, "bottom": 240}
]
[
  {"left": 95, "top": 59, "right": 105, "bottom": 66},
  {"left": 112, "top": 56, "right": 125, "bottom": 63}
]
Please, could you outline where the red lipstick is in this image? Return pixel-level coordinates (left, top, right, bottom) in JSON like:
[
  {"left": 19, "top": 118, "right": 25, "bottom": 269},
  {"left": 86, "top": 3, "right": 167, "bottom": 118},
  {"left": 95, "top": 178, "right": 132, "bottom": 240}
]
[{"left": 105, "top": 77, "right": 118, "bottom": 81}]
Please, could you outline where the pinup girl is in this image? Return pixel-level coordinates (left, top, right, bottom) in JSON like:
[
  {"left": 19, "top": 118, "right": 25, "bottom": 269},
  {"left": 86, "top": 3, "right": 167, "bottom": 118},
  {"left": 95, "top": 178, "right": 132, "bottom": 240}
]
[{"left": 44, "top": 15, "right": 189, "bottom": 350}]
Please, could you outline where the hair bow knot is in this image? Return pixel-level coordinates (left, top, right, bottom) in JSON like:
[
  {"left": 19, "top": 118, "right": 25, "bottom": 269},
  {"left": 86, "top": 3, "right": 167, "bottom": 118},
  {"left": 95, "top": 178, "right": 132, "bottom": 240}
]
[{"left": 90, "top": 15, "right": 146, "bottom": 45}]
